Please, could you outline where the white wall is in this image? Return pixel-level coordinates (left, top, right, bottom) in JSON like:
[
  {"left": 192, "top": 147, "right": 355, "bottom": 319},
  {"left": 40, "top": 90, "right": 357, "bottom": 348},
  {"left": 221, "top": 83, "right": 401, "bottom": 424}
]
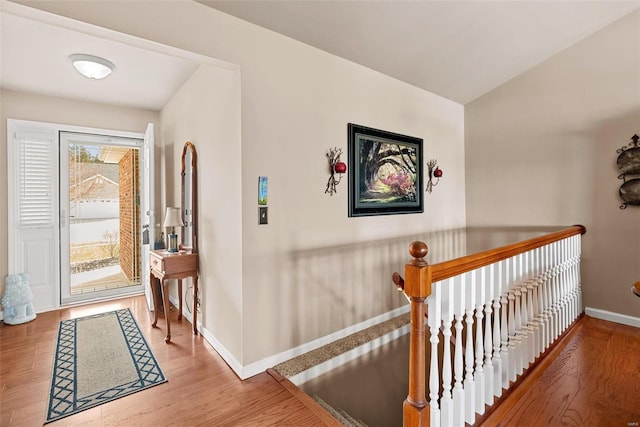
[
  {"left": 465, "top": 11, "right": 640, "bottom": 318},
  {"left": 238, "top": 43, "right": 465, "bottom": 365},
  {"left": 0, "top": 89, "right": 158, "bottom": 303},
  {"left": 17, "top": 1, "right": 466, "bottom": 370},
  {"left": 159, "top": 64, "right": 243, "bottom": 360}
]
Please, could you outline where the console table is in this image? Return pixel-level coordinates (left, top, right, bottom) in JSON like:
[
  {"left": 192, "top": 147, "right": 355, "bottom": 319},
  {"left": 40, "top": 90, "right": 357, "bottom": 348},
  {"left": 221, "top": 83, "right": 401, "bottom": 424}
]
[{"left": 149, "top": 249, "right": 198, "bottom": 342}]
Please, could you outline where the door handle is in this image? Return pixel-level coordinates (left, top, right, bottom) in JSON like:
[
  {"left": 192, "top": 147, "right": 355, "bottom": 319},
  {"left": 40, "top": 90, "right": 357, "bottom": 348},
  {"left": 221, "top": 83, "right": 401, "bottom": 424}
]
[
  {"left": 60, "top": 210, "right": 76, "bottom": 227},
  {"left": 142, "top": 224, "right": 150, "bottom": 245}
]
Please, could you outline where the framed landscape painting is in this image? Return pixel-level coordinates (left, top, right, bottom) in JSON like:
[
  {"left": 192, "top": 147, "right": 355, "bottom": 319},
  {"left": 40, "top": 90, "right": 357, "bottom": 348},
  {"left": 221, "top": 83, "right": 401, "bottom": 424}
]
[{"left": 348, "top": 123, "right": 424, "bottom": 217}]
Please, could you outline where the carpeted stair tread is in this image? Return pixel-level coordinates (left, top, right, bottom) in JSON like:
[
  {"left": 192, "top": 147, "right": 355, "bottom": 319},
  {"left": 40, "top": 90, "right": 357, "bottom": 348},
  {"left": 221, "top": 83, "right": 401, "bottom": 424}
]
[
  {"left": 273, "top": 312, "right": 410, "bottom": 378},
  {"left": 336, "top": 407, "right": 368, "bottom": 427},
  {"left": 311, "top": 394, "right": 368, "bottom": 427}
]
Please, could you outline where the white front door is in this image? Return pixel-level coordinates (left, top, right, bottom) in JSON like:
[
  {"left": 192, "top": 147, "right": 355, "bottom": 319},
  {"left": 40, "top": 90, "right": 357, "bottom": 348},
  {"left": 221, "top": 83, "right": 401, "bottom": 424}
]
[
  {"left": 59, "top": 132, "right": 145, "bottom": 305},
  {"left": 141, "top": 123, "right": 155, "bottom": 310},
  {"left": 7, "top": 119, "right": 153, "bottom": 312}
]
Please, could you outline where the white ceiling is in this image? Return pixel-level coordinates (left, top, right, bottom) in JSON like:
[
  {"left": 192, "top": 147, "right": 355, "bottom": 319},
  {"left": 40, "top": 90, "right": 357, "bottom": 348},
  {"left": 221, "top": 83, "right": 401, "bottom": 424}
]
[
  {"left": 199, "top": 0, "right": 640, "bottom": 104},
  {"left": 0, "top": 8, "right": 201, "bottom": 111},
  {"left": 2, "top": 2, "right": 639, "bottom": 109}
]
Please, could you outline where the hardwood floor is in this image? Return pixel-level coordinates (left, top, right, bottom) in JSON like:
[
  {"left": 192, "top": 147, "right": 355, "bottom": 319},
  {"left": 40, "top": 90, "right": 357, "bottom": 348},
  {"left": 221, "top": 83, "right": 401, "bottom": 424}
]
[
  {"left": 0, "top": 295, "right": 339, "bottom": 426},
  {"left": 2, "top": 295, "right": 638, "bottom": 427},
  {"left": 480, "top": 315, "right": 640, "bottom": 427}
]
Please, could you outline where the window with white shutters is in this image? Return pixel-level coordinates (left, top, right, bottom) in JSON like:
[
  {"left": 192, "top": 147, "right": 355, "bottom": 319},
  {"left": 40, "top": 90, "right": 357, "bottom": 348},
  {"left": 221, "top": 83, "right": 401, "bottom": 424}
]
[
  {"left": 18, "top": 135, "right": 54, "bottom": 227},
  {"left": 8, "top": 120, "right": 59, "bottom": 313}
]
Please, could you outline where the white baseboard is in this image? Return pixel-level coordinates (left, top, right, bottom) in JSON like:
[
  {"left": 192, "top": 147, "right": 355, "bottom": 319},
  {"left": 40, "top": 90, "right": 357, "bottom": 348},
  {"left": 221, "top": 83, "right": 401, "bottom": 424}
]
[
  {"left": 200, "top": 327, "right": 245, "bottom": 377},
  {"left": 172, "top": 298, "right": 410, "bottom": 380},
  {"left": 585, "top": 307, "right": 640, "bottom": 328},
  {"left": 237, "top": 305, "right": 411, "bottom": 380},
  {"left": 167, "top": 294, "right": 245, "bottom": 378},
  {"left": 169, "top": 295, "right": 244, "bottom": 380}
]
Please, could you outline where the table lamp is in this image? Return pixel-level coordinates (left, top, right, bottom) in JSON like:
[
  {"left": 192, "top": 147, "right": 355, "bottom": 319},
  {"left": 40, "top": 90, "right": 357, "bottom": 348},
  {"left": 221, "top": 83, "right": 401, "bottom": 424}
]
[{"left": 163, "top": 207, "right": 184, "bottom": 253}]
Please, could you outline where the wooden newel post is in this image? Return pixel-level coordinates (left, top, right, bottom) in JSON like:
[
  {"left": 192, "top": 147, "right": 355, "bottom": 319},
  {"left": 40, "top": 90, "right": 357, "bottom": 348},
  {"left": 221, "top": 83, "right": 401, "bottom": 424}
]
[{"left": 403, "top": 241, "right": 432, "bottom": 427}]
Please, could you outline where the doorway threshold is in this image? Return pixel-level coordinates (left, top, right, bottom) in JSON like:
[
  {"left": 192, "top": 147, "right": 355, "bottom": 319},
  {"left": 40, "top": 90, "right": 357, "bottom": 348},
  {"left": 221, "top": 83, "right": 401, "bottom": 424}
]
[{"left": 61, "top": 289, "right": 145, "bottom": 308}]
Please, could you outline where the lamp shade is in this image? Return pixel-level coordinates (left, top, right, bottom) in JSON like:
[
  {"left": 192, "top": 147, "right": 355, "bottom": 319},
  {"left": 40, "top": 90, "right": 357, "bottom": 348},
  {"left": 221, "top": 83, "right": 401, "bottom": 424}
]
[{"left": 163, "top": 207, "right": 184, "bottom": 228}]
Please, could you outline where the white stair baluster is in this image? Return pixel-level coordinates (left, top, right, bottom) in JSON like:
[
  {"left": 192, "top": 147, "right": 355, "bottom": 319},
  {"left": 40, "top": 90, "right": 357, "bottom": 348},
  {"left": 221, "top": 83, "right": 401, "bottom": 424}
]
[
  {"left": 492, "top": 261, "right": 504, "bottom": 398},
  {"left": 453, "top": 312, "right": 465, "bottom": 427},
  {"left": 569, "top": 236, "right": 578, "bottom": 321},
  {"left": 463, "top": 271, "right": 476, "bottom": 425},
  {"left": 440, "top": 278, "right": 454, "bottom": 427},
  {"left": 525, "top": 251, "right": 536, "bottom": 364},
  {"left": 548, "top": 242, "right": 556, "bottom": 343},
  {"left": 564, "top": 238, "right": 573, "bottom": 327},
  {"left": 572, "top": 235, "right": 581, "bottom": 319},
  {"left": 556, "top": 240, "right": 563, "bottom": 339},
  {"left": 537, "top": 246, "right": 545, "bottom": 355},
  {"left": 452, "top": 274, "right": 466, "bottom": 427},
  {"left": 473, "top": 269, "right": 486, "bottom": 415},
  {"left": 530, "top": 248, "right": 542, "bottom": 360},
  {"left": 555, "top": 240, "right": 562, "bottom": 334},
  {"left": 514, "top": 287, "right": 524, "bottom": 376},
  {"left": 552, "top": 241, "right": 560, "bottom": 341},
  {"left": 542, "top": 243, "right": 552, "bottom": 351},
  {"left": 569, "top": 238, "right": 575, "bottom": 319},
  {"left": 483, "top": 265, "right": 494, "bottom": 405},
  {"left": 577, "top": 236, "right": 583, "bottom": 314},
  {"left": 507, "top": 290, "right": 517, "bottom": 383},
  {"left": 500, "top": 258, "right": 510, "bottom": 389},
  {"left": 559, "top": 239, "right": 567, "bottom": 333},
  {"left": 520, "top": 281, "right": 530, "bottom": 368},
  {"left": 500, "top": 292, "right": 510, "bottom": 390},
  {"left": 566, "top": 239, "right": 572, "bottom": 324},
  {"left": 512, "top": 252, "right": 523, "bottom": 377},
  {"left": 427, "top": 283, "right": 442, "bottom": 427}
]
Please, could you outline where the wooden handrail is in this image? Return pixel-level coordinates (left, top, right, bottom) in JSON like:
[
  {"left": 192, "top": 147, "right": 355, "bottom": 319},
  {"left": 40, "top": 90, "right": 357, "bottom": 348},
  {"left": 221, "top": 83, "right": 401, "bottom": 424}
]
[
  {"left": 431, "top": 225, "right": 585, "bottom": 283},
  {"left": 397, "top": 224, "right": 586, "bottom": 427}
]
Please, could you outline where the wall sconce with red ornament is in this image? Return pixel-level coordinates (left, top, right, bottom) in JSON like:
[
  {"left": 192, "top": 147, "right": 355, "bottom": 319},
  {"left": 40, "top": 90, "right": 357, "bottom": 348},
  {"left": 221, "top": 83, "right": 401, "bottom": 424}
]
[
  {"left": 325, "top": 147, "right": 347, "bottom": 196},
  {"left": 426, "top": 159, "right": 442, "bottom": 193}
]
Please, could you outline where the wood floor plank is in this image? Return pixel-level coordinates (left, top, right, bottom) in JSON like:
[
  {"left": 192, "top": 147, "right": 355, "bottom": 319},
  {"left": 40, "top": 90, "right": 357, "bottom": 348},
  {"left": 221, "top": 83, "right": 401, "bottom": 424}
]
[
  {"left": 0, "top": 295, "right": 336, "bottom": 426},
  {"left": 480, "top": 316, "right": 640, "bottom": 427}
]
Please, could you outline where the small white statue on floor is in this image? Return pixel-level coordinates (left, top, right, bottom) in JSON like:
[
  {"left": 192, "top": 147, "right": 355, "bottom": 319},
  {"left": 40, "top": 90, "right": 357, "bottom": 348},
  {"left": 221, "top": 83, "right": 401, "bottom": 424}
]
[{"left": 1, "top": 273, "right": 36, "bottom": 325}]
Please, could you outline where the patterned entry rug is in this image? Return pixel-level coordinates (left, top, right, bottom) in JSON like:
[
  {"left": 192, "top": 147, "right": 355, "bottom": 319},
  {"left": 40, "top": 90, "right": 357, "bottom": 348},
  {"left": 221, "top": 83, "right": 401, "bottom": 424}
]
[{"left": 45, "top": 308, "right": 167, "bottom": 424}]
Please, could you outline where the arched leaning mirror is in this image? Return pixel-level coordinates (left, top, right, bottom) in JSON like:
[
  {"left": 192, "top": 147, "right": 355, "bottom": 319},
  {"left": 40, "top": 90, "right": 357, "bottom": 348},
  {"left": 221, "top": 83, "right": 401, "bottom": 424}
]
[{"left": 181, "top": 141, "right": 198, "bottom": 253}]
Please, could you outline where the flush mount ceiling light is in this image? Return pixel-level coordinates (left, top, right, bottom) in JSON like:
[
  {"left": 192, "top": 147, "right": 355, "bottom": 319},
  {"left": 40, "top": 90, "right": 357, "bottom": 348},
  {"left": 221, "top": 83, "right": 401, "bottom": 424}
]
[{"left": 69, "top": 54, "right": 115, "bottom": 80}]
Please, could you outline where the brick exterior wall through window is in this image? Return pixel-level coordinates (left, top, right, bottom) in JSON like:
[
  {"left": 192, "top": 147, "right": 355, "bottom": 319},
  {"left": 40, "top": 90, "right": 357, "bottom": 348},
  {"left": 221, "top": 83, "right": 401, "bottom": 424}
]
[{"left": 119, "top": 149, "right": 140, "bottom": 282}]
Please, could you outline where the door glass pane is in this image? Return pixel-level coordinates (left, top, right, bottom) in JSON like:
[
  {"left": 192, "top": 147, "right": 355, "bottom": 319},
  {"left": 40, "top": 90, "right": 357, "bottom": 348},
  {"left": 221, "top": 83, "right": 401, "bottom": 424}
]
[{"left": 68, "top": 143, "right": 141, "bottom": 296}]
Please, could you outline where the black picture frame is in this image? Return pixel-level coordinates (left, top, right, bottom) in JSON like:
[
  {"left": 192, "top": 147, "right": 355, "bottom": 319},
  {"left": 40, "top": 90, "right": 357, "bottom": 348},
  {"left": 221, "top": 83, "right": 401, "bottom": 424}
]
[{"left": 348, "top": 123, "right": 424, "bottom": 217}]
